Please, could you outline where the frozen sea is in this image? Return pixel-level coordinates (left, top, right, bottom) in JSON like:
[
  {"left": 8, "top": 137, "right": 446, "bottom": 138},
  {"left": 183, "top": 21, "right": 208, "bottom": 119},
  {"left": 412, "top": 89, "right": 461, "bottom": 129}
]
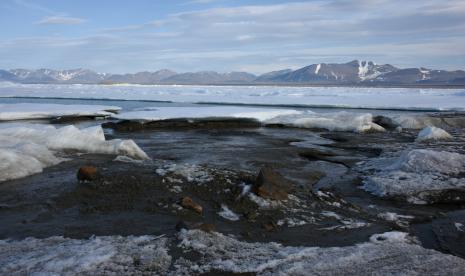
[{"left": 0, "top": 82, "right": 464, "bottom": 111}]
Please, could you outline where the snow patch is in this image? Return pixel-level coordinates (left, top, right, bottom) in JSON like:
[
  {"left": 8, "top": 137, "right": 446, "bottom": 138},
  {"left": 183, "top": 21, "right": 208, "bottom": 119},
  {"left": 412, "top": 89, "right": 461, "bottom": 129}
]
[
  {"left": 315, "top": 64, "right": 321, "bottom": 74},
  {"left": 358, "top": 60, "right": 370, "bottom": 79}
]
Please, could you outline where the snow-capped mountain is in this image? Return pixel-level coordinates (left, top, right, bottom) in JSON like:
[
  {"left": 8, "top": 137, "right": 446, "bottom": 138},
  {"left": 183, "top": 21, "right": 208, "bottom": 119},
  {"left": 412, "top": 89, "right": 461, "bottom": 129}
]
[
  {"left": 8, "top": 68, "right": 106, "bottom": 84},
  {"left": 262, "top": 60, "right": 398, "bottom": 83},
  {"left": 0, "top": 61, "right": 464, "bottom": 85},
  {"left": 258, "top": 60, "right": 465, "bottom": 85}
]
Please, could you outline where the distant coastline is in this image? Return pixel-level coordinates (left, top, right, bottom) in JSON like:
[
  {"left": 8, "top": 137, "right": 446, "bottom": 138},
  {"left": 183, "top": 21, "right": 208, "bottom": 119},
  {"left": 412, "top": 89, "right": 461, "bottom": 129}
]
[{"left": 2, "top": 60, "right": 465, "bottom": 87}]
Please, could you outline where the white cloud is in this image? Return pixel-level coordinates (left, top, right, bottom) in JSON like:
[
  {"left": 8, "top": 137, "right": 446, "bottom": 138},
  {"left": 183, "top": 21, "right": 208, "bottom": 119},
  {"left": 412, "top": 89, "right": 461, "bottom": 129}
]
[
  {"left": 2, "top": 0, "right": 465, "bottom": 73},
  {"left": 36, "top": 16, "right": 86, "bottom": 25}
]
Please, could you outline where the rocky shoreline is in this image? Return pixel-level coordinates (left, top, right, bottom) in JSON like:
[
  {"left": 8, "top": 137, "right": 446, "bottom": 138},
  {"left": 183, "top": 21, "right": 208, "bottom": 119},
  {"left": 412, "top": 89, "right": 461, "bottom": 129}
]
[{"left": 1, "top": 110, "right": 465, "bottom": 274}]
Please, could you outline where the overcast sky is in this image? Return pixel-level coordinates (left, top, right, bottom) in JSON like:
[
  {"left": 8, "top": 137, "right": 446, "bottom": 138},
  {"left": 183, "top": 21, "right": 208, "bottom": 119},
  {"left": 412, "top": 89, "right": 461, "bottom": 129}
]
[{"left": 1, "top": 0, "right": 464, "bottom": 73}]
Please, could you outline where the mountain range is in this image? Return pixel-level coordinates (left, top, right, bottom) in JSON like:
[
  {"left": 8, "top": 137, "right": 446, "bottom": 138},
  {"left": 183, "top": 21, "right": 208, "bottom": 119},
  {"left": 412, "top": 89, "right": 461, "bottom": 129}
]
[{"left": 1, "top": 60, "right": 464, "bottom": 86}]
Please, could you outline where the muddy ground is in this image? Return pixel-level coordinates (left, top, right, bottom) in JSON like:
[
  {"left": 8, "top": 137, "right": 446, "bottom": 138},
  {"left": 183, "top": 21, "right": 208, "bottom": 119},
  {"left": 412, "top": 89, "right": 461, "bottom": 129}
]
[{"left": 0, "top": 116, "right": 465, "bottom": 261}]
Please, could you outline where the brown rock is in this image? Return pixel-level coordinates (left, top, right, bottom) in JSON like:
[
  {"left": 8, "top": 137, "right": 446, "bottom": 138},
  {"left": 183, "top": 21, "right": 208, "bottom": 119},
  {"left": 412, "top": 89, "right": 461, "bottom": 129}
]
[
  {"left": 77, "top": 166, "right": 98, "bottom": 181},
  {"left": 263, "top": 221, "right": 278, "bottom": 232},
  {"left": 252, "top": 167, "right": 292, "bottom": 200},
  {"left": 198, "top": 223, "right": 216, "bottom": 233},
  {"left": 180, "top": 196, "right": 203, "bottom": 214}
]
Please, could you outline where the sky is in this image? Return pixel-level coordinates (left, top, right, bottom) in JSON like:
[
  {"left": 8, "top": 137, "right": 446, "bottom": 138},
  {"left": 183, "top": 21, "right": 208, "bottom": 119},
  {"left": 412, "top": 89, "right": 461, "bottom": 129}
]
[{"left": 0, "top": 0, "right": 464, "bottom": 74}]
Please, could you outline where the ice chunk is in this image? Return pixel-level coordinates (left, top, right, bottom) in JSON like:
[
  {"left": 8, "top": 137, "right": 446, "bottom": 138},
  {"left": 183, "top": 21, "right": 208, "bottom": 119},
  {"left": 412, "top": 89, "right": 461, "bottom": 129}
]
[
  {"left": 0, "top": 103, "right": 121, "bottom": 121},
  {"left": 416, "top": 126, "right": 452, "bottom": 142},
  {"left": 218, "top": 204, "right": 240, "bottom": 221},
  {"left": 0, "top": 124, "right": 148, "bottom": 182},
  {"left": 363, "top": 150, "right": 465, "bottom": 204}
]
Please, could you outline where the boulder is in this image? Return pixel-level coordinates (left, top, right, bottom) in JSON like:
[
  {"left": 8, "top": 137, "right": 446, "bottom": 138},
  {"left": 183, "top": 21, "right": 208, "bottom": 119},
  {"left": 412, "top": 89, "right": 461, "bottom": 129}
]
[
  {"left": 180, "top": 196, "right": 203, "bottom": 214},
  {"left": 252, "top": 167, "right": 292, "bottom": 200},
  {"left": 77, "top": 166, "right": 99, "bottom": 182}
]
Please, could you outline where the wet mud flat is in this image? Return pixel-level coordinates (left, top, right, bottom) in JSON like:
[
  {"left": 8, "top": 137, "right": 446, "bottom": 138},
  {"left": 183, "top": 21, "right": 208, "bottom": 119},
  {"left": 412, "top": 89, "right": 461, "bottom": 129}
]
[{"left": 1, "top": 113, "right": 465, "bottom": 274}]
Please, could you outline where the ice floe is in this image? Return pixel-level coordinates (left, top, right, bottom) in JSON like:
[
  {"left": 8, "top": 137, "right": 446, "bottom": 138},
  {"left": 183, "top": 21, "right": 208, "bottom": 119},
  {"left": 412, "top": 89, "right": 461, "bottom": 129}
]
[
  {"left": 0, "top": 124, "right": 148, "bottom": 182},
  {"left": 362, "top": 149, "right": 465, "bottom": 204},
  {"left": 416, "top": 126, "right": 452, "bottom": 142},
  {"left": 0, "top": 103, "right": 121, "bottom": 121}
]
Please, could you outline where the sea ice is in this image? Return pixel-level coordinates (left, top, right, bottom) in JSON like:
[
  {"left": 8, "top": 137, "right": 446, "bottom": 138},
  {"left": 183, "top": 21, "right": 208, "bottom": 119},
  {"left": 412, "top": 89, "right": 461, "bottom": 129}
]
[
  {"left": 0, "top": 103, "right": 121, "bottom": 121},
  {"left": 1, "top": 83, "right": 463, "bottom": 111},
  {"left": 113, "top": 106, "right": 301, "bottom": 122}
]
